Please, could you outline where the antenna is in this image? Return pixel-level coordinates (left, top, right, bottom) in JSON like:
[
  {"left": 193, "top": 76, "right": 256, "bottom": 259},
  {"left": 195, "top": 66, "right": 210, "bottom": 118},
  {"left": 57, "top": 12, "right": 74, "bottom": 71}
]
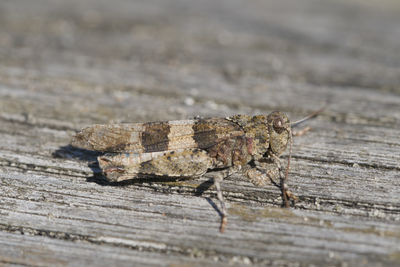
[{"left": 290, "top": 107, "right": 325, "bottom": 128}]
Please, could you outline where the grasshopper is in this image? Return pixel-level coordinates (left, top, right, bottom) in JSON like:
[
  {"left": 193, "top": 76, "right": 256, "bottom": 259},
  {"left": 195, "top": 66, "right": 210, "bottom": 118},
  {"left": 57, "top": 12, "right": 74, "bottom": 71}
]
[{"left": 72, "top": 110, "right": 322, "bottom": 232}]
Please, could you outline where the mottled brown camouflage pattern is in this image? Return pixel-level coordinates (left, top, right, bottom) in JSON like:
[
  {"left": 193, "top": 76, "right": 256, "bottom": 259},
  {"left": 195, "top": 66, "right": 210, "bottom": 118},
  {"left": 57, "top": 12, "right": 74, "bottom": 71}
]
[
  {"left": 72, "top": 111, "right": 293, "bottom": 232},
  {"left": 72, "top": 112, "right": 291, "bottom": 183}
]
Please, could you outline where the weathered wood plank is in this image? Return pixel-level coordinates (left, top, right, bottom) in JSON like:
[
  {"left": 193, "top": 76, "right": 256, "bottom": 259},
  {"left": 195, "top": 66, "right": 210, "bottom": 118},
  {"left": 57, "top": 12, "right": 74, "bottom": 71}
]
[{"left": 0, "top": 0, "right": 400, "bottom": 266}]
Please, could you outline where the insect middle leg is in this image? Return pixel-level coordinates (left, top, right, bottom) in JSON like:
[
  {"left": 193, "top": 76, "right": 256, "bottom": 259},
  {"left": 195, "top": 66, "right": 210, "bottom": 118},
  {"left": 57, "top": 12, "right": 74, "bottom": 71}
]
[
  {"left": 246, "top": 159, "right": 298, "bottom": 207},
  {"left": 98, "top": 149, "right": 239, "bottom": 232}
]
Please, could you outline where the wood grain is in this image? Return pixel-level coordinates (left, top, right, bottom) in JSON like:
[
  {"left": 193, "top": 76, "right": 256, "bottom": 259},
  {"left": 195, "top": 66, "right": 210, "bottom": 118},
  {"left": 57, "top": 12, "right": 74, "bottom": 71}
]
[{"left": 0, "top": 0, "right": 399, "bottom": 266}]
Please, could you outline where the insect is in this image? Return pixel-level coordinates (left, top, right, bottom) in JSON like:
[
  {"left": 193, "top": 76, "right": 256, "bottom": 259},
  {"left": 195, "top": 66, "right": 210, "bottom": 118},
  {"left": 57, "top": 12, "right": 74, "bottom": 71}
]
[{"left": 72, "top": 110, "right": 322, "bottom": 232}]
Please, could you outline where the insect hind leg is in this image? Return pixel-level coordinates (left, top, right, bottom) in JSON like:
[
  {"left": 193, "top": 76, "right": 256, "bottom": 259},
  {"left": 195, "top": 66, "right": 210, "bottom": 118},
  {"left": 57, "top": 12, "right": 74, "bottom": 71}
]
[
  {"left": 98, "top": 149, "right": 213, "bottom": 182},
  {"left": 206, "top": 165, "right": 241, "bottom": 233}
]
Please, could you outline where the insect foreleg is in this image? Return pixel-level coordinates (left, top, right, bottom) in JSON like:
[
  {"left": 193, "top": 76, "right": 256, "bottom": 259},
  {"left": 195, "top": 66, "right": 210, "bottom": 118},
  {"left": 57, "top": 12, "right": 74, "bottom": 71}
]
[{"left": 269, "top": 154, "right": 298, "bottom": 207}]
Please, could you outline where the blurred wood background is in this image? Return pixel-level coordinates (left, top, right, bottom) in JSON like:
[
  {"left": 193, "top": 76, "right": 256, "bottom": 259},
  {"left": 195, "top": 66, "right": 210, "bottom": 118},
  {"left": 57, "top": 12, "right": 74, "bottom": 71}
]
[{"left": 0, "top": 0, "right": 399, "bottom": 266}]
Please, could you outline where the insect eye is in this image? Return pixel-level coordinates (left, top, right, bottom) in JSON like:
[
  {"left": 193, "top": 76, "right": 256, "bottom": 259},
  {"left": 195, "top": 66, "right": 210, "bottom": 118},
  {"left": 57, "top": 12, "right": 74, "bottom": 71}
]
[{"left": 273, "top": 117, "right": 285, "bottom": 133}]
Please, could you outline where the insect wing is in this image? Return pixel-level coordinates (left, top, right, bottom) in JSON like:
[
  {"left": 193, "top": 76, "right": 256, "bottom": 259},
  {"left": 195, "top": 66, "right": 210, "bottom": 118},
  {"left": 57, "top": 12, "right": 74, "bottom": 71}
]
[{"left": 72, "top": 118, "right": 244, "bottom": 153}]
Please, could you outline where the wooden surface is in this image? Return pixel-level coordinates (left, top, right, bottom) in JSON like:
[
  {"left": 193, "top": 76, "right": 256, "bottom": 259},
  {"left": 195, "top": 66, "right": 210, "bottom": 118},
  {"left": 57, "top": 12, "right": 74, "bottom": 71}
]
[{"left": 1, "top": 0, "right": 400, "bottom": 266}]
